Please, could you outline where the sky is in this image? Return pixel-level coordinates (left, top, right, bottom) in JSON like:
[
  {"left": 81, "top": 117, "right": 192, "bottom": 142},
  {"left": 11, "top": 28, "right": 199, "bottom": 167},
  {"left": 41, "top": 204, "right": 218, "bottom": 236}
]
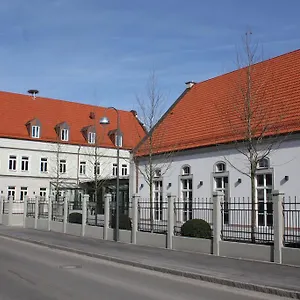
[{"left": 0, "top": 0, "right": 299, "bottom": 112}]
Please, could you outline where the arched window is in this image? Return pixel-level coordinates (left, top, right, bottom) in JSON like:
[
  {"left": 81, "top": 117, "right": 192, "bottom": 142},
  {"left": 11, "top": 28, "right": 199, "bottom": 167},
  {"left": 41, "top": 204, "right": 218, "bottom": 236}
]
[
  {"left": 182, "top": 165, "right": 191, "bottom": 176},
  {"left": 257, "top": 158, "right": 270, "bottom": 169},
  {"left": 215, "top": 162, "right": 226, "bottom": 173}
]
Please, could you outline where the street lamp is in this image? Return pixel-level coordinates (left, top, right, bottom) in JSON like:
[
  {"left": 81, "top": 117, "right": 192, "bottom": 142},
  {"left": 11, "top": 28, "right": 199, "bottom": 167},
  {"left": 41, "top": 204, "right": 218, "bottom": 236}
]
[{"left": 99, "top": 107, "right": 120, "bottom": 242}]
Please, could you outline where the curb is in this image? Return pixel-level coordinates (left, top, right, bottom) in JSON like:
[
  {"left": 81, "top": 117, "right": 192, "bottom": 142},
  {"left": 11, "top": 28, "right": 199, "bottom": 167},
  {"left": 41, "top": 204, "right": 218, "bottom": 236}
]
[{"left": 1, "top": 233, "right": 300, "bottom": 299}]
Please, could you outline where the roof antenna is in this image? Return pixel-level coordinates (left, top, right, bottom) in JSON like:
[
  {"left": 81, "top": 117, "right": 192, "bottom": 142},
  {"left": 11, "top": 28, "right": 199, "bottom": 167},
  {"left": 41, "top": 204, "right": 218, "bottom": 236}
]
[{"left": 28, "top": 89, "right": 39, "bottom": 100}]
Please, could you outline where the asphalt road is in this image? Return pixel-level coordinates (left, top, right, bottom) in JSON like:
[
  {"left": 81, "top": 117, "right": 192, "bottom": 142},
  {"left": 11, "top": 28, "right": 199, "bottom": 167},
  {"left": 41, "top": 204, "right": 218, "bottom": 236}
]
[{"left": 0, "top": 237, "right": 291, "bottom": 300}]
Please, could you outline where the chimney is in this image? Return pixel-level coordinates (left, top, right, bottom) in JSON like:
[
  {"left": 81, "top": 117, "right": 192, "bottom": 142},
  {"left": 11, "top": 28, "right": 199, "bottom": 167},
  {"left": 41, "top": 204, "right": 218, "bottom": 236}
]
[
  {"left": 185, "top": 81, "right": 196, "bottom": 89},
  {"left": 28, "top": 89, "right": 39, "bottom": 100}
]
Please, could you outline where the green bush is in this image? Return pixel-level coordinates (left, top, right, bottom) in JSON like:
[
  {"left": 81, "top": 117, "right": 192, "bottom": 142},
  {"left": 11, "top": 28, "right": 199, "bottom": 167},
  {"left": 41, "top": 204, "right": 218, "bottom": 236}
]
[
  {"left": 111, "top": 214, "right": 132, "bottom": 230},
  {"left": 68, "top": 212, "right": 82, "bottom": 224},
  {"left": 181, "top": 219, "right": 212, "bottom": 239}
]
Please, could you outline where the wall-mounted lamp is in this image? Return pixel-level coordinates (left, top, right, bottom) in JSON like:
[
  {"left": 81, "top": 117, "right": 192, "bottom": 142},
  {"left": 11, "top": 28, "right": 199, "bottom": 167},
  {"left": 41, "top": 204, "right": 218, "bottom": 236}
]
[
  {"left": 168, "top": 183, "right": 172, "bottom": 188},
  {"left": 0, "top": 191, "right": 3, "bottom": 194},
  {"left": 237, "top": 178, "right": 242, "bottom": 184},
  {"left": 284, "top": 175, "right": 289, "bottom": 181},
  {"left": 140, "top": 183, "right": 144, "bottom": 189},
  {"left": 199, "top": 181, "right": 203, "bottom": 186}
]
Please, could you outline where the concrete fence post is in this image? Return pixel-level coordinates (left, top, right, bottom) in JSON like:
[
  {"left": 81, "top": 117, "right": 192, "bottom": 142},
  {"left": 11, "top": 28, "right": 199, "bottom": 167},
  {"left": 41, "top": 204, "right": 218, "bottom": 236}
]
[
  {"left": 23, "top": 196, "right": 28, "bottom": 228},
  {"left": 0, "top": 196, "right": 4, "bottom": 224},
  {"left": 167, "top": 193, "right": 175, "bottom": 249},
  {"left": 8, "top": 196, "right": 13, "bottom": 226},
  {"left": 63, "top": 197, "right": 68, "bottom": 234},
  {"left": 47, "top": 196, "right": 52, "bottom": 231},
  {"left": 34, "top": 196, "right": 39, "bottom": 229},
  {"left": 131, "top": 194, "right": 139, "bottom": 244},
  {"left": 104, "top": 193, "right": 112, "bottom": 240},
  {"left": 81, "top": 194, "right": 89, "bottom": 237},
  {"left": 213, "top": 191, "right": 223, "bottom": 256},
  {"left": 273, "top": 190, "right": 284, "bottom": 264}
]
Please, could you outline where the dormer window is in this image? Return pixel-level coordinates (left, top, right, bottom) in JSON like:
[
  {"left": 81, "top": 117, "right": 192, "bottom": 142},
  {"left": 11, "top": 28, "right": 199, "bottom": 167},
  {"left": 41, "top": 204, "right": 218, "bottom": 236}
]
[
  {"left": 31, "top": 125, "right": 40, "bottom": 138},
  {"left": 115, "top": 133, "right": 123, "bottom": 147},
  {"left": 55, "top": 122, "right": 70, "bottom": 142},
  {"left": 61, "top": 128, "right": 69, "bottom": 141},
  {"left": 109, "top": 129, "right": 123, "bottom": 148},
  {"left": 26, "top": 118, "right": 41, "bottom": 139},
  {"left": 88, "top": 132, "right": 96, "bottom": 144}
]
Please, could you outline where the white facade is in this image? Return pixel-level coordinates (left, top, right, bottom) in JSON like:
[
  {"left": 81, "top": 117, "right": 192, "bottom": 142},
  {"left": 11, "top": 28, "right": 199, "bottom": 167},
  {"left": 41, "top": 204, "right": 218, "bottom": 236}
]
[
  {"left": 0, "top": 137, "right": 130, "bottom": 201},
  {"left": 134, "top": 136, "right": 300, "bottom": 199}
]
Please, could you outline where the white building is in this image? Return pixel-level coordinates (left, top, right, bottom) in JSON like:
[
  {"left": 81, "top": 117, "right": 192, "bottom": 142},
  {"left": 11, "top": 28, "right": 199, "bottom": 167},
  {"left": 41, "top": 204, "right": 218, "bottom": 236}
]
[
  {"left": 0, "top": 90, "right": 145, "bottom": 214},
  {"left": 132, "top": 50, "right": 300, "bottom": 243}
]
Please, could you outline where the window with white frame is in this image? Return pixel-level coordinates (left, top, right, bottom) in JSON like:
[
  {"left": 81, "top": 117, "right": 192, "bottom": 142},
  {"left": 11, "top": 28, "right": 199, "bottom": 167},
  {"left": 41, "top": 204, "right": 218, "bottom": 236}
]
[
  {"left": 154, "top": 169, "right": 161, "bottom": 178},
  {"left": 59, "top": 159, "right": 67, "bottom": 173},
  {"left": 214, "top": 162, "right": 229, "bottom": 224},
  {"left": 94, "top": 162, "right": 100, "bottom": 175},
  {"left": 79, "top": 161, "right": 86, "bottom": 175},
  {"left": 40, "top": 158, "right": 48, "bottom": 172},
  {"left": 8, "top": 155, "right": 17, "bottom": 171},
  {"left": 112, "top": 163, "right": 118, "bottom": 176},
  {"left": 257, "top": 172, "right": 273, "bottom": 226},
  {"left": 39, "top": 188, "right": 47, "bottom": 200},
  {"left": 21, "top": 156, "right": 29, "bottom": 171},
  {"left": 88, "top": 132, "right": 96, "bottom": 144},
  {"left": 20, "top": 187, "right": 28, "bottom": 201},
  {"left": 115, "top": 133, "right": 123, "bottom": 147},
  {"left": 154, "top": 180, "right": 163, "bottom": 220},
  {"left": 181, "top": 178, "right": 193, "bottom": 221},
  {"left": 182, "top": 165, "right": 191, "bottom": 176},
  {"left": 60, "top": 128, "right": 69, "bottom": 141},
  {"left": 31, "top": 125, "right": 40, "bottom": 138},
  {"left": 121, "top": 164, "right": 128, "bottom": 176},
  {"left": 7, "top": 186, "right": 15, "bottom": 200},
  {"left": 257, "top": 158, "right": 269, "bottom": 169}
]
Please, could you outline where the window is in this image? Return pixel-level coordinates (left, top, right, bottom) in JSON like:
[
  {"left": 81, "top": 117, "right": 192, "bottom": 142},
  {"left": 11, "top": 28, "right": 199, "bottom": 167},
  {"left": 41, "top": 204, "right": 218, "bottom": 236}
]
[
  {"left": 88, "top": 132, "right": 96, "bottom": 144},
  {"left": 21, "top": 156, "right": 29, "bottom": 171},
  {"left": 94, "top": 162, "right": 100, "bottom": 175},
  {"left": 40, "top": 188, "right": 47, "bottom": 200},
  {"left": 181, "top": 178, "right": 193, "bottom": 221},
  {"left": 257, "top": 173, "right": 273, "bottom": 226},
  {"left": 79, "top": 161, "right": 86, "bottom": 175},
  {"left": 121, "top": 164, "right": 128, "bottom": 176},
  {"left": 20, "top": 187, "right": 28, "bottom": 201},
  {"left": 154, "top": 169, "right": 161, "bottom": 178},
  {"left": 31, "top": 125, "right": 40, "bottom": 138},
  {"left": 40, "top": 158, "right": 48, "bottom": 172},
  {"left": 214, "top": 176, "right": 229, "bottom": 224},
  {"left": 59, "top": 159, "right": 67, "bottom": 173},
  {"left": 115, "top": 134, "right": 123, "bottom": 147},
  {"left": 216, "top": 162, "right": 226, "bottom": 172},
  {"left": 112, "top": 163, "right": 118, "bottom": 176},
  {"left": 182, "top": 165, "right": 191, "bottom": 176},
  {"left": 154, "top": 180, "right": 163, "bottom": 220},
  {"left": 61, "top": 128, "right": 69, "bottom": 141},
  {"left": 9, "top": 155, "right": 17, "bottom": 171},
  {"left": 258, "top": 158, "right": 269, "bottom": 169},
  {"left": 7, "top": 186, "right": 15, "bottom": 200}
]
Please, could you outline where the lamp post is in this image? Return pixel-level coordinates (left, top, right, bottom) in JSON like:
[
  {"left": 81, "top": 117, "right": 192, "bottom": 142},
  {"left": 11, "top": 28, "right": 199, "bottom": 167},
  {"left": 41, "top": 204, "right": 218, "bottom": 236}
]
[{"left": 100, "top": 107, "right": 120, "bottom": 242}]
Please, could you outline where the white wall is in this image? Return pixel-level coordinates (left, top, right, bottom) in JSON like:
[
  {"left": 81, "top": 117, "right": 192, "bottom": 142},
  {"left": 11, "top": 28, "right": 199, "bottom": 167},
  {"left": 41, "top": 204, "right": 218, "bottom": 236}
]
[
  {"left": 134, "top": 136, "right": 300, "bottom": 199},
  {"left": 0, "top": 137, "right": 131, "bottom": 200}
]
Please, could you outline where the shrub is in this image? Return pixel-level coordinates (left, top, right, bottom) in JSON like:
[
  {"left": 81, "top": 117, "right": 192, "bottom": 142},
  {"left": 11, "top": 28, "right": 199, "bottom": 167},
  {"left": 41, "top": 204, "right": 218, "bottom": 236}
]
[
  {"left": 111, "top": 214, "right": 132, "bottom": 230},
  {"left": 181, "top": 219, "right": 212, "bottom": 239},
  {"left": 68, "top": 212, "right": 82, "bottom": 224}
]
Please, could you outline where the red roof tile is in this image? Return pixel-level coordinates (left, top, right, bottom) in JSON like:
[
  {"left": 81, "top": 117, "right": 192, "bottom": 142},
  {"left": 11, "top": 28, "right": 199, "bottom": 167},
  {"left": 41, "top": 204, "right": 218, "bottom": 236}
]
[
  {"left": 0, "top": 92, "right": 146, "bottom": 149},
  {"left": 136, "top": 49, "right": 300, "bottom": 156}
]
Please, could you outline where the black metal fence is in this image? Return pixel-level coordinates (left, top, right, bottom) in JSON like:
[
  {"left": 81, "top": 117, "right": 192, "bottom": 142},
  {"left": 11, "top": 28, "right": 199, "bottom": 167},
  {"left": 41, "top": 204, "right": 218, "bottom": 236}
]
[
  {"left": 283, "top": 196, "right": 300, "bottom": 248},
  {"left": 138, "top": 199, "right": 168, "bottom": 233},
  {"left": 26, "top": 201, "right": 35, "bottom": 217},
  {"left": 52, "top": 201, "right": 64, "bottom": 222},
  {"left": 221, "top": 197, "right": 274, "bottom": 245},
  {"left": 174, "top": 197, "right": 213, "bottom": 235},
  {"left": 38, "top": 202, "right": 48, "bottom": 218}
]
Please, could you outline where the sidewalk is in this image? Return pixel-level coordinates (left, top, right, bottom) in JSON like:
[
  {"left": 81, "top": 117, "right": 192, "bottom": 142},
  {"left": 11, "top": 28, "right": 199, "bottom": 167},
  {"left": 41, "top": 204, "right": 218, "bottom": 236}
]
[{"left": 0, "top": 225, "right": 299, "bottom": 299}]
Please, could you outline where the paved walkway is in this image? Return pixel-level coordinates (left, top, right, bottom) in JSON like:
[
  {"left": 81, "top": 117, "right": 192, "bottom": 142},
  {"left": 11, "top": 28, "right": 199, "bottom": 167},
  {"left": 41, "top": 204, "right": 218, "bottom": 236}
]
[{"left": 1, "top": 226, "right": 300, "bottom": 298}]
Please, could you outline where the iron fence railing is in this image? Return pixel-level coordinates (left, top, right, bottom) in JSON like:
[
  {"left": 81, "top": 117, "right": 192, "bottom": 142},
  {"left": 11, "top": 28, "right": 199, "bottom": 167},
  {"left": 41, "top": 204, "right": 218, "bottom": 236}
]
[
  {"left": 221, "top": 197, "right": 274, "bottom": 245},
  {"left": 51, "top": 201, "right": 64, "bottom": 222},
  {"left": 174, "top": 197, "right": 213, "bottom": 235},
  {"left": 283, "top": 196, "right": 300, "bottom": 248}
]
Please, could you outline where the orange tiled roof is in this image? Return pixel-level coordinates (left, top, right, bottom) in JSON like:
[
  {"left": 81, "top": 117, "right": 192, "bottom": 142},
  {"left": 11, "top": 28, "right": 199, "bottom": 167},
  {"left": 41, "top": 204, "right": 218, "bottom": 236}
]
[
  {"left": 0, "top": 91, "right": 146, "bottom": 149},
  {"left": 136, "top": 49, "right": 300, "bottom": 156}
]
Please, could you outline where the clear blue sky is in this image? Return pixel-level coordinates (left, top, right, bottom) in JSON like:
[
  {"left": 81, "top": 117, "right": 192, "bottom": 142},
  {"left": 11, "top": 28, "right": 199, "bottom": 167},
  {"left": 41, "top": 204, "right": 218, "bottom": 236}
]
[{"left": 0, "top": 0, "right": 299, "bottom": 111}]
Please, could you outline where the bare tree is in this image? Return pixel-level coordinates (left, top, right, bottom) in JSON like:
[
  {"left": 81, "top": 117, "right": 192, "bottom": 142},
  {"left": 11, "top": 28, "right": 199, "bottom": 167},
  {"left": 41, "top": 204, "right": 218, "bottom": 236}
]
[
  {"left": 220, "top": 31, "right": 289, "bottom": 242},
  {"left": 134, "top": 72, "right": 175, "bottom": 232}
]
